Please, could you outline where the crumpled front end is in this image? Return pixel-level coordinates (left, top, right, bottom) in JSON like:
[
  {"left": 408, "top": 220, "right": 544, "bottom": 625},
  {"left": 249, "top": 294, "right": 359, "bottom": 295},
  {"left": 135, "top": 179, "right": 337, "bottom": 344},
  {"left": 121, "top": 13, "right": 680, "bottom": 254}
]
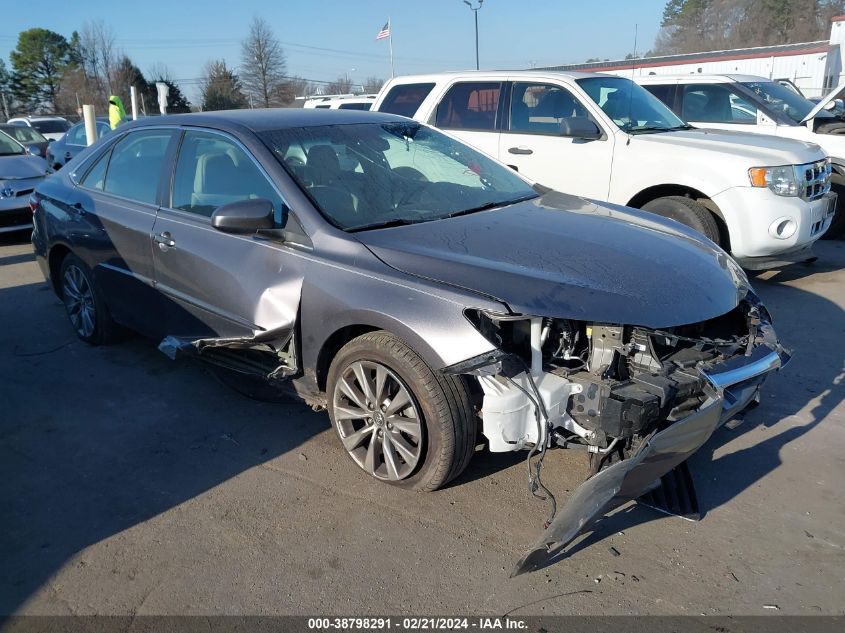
[{"left": 446, "top": 291, "right": 790, "bottom": 575}]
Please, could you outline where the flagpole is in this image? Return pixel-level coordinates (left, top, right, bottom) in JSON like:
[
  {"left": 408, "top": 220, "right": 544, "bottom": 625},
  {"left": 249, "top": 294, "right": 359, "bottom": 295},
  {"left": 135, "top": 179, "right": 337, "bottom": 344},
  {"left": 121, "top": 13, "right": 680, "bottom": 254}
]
[{"left": 388, "top": 18, "right": 395, "bottom": 78}]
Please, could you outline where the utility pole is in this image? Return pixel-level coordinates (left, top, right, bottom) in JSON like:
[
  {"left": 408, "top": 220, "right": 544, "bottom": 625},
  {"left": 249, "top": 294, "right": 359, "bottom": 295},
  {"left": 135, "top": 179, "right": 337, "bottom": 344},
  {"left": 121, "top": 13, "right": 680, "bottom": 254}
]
[{"left": 463, "top": 0, "right": 484, "bottom": 70}]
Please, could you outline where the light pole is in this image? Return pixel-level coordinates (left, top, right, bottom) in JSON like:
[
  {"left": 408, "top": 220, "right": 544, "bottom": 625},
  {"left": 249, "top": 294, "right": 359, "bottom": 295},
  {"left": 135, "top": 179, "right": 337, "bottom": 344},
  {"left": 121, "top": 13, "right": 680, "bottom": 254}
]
[{"left": 463, "top": 0, "right": 484, "bottom": 70}]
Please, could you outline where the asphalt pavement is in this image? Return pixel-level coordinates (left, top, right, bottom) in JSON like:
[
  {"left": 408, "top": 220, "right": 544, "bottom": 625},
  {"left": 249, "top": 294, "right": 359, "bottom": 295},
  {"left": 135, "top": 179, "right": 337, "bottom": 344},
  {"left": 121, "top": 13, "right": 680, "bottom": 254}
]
[{"left": 1, "top": 232, "right": 843, "bottom": 616}]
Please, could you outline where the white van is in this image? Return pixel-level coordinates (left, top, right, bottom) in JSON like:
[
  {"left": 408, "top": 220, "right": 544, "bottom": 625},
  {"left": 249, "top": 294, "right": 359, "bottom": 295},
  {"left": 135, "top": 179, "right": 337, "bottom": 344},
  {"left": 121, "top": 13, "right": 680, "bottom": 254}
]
[
  {"left": 373, "top": 71, "right": 836, "bottom": 269},
  {"left": 633, "top": 74, "right": 845, "bottom": 236}
]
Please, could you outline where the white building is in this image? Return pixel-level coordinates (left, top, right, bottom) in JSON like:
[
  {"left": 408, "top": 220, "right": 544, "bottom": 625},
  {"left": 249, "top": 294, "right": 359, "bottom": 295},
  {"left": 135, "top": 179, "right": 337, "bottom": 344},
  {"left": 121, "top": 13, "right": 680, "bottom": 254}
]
[{"left": 540, "top": 16, "right": 845, "bottom": 98}]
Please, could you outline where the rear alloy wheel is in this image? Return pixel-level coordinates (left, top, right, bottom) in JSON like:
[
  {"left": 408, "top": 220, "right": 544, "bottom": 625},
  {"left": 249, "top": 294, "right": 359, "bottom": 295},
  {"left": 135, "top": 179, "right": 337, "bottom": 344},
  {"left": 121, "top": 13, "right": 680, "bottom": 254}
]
[
  {"left": 59, "top": 253, "right": 118, "bottom": 345},
  {"left": 327, "top": 331, "right": 476, "bottom": 491},
  {"left": 641, "top": 195, "right": 721, "bottom": 245}
]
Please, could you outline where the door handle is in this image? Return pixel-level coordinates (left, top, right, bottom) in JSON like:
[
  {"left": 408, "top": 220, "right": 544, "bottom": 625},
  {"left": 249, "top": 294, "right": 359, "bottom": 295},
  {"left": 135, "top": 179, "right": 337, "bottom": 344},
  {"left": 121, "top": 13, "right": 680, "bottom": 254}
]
[
  {"left": 154, "top": 232, "right": 176, "bottom": 249},
  {"left": 508, "top": 146, "right": 533, "bottom": 155}
]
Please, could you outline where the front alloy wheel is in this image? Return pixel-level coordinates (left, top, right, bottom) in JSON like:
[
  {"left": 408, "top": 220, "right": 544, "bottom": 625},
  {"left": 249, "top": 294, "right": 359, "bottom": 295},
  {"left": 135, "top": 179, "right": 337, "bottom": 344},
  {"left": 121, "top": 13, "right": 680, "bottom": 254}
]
[
  {"left": 333, "top": 360, "right": 423, "bottom": 481},
  {"left": 327, "top": 331, "right": 477, "bottom": 491}
]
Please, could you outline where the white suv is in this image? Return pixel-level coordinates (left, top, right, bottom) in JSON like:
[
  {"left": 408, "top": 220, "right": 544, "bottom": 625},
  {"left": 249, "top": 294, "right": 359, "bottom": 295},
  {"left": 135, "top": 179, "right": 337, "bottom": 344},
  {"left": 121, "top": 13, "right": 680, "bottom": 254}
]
[
  {"left": 633, "top": 74, "right": 845, "bottom": 236},
  {"left": 6, "top": 115, "right": 71, "bottom": 141},
  {"left": 373, "top": 71, "right": 836, "bottom": 269}
]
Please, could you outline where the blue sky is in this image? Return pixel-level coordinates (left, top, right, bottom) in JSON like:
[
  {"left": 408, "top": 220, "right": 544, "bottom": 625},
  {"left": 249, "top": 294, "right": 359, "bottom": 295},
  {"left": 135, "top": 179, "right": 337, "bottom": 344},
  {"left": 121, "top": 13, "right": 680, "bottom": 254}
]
[{"left": 0, "top": 0, "right": 666, "bottom": 101}]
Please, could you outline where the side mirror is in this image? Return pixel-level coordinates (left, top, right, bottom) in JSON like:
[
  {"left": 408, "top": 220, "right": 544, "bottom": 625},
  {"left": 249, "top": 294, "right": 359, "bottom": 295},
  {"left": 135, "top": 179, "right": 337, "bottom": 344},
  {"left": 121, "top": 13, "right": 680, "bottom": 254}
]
[
  {"left": 47, "top": 138, "right": 54, "bottom": 144},
  {"left": 211, "top": 198, "right": 275, "bottom": 233},
  {"left": 559, "top": 117, "right": 602, "bottom": 140}
]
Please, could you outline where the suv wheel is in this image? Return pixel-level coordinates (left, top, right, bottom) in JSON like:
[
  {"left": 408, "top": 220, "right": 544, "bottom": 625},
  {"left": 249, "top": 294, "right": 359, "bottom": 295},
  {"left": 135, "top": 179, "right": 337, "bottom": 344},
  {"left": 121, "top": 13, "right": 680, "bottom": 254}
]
[
  {"left": 327, "top": 331, "right": 476, "bottom": 491},
  {"left": 59, "top": 253, "right": 118, "bottom": 345},
  {"left": 641, "top": 196, "right": 721, "bottom": 245}
]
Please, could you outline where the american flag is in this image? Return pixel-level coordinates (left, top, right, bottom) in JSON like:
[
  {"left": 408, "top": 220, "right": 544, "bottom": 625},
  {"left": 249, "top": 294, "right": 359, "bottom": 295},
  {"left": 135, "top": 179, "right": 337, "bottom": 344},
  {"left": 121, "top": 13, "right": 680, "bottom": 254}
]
[{"left": 376, "top": 21, "right": 390, "bottom": 40}]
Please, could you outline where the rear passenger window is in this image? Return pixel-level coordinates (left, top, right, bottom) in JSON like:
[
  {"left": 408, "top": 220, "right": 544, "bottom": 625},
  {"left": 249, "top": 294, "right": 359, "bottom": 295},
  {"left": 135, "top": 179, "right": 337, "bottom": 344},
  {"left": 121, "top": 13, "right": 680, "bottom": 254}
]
[
  {"left": 436, "top": 82, "right": 502, "bottom": 131},
  {"left": 378, "top": 82, "right": 435, "bottom": 117},
  {"left": 103, "top": 130, "right": 175, "bottom": 204},
  {"left": 80, "top": 150, "right": 110, "bottom": 190},
  {"left": 509, "top": 83, "right": 595, "bottom": 135},
  {"left": 171, "top": 130, "right": 281, "bottom": 217}
]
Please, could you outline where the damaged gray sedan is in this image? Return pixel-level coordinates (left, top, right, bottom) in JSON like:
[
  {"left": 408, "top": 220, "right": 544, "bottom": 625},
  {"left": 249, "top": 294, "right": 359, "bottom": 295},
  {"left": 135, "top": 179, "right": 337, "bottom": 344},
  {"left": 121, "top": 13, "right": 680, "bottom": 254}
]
[{"left": 30, "top": 110, "right": 790, "bottom": 575}]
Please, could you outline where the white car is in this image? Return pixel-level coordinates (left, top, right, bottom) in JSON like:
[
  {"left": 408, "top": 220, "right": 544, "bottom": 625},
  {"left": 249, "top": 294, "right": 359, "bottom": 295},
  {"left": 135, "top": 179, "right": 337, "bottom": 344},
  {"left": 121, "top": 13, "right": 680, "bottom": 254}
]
[
  {"left": 633, "top": 73, "right": 845, "bottom": 236},
  {"left": 303, "top": 94, "right": 377, "bottom": 111},
  {"left": 7, "top": 115, "right": 71, "bottom": 142},
  {"left": 373, "top": 71, "right": 836, "bottom": 269}
]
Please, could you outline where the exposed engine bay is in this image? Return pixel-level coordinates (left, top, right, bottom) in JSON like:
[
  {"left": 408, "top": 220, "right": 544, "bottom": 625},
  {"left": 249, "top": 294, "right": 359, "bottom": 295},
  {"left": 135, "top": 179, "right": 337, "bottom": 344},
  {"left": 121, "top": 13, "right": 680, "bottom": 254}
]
[
  {"left": 465, "top": 298, "right": 765, "bottom": 455},
  {"left": 449, "top": 294, "right": 790, "bottom": 575}
]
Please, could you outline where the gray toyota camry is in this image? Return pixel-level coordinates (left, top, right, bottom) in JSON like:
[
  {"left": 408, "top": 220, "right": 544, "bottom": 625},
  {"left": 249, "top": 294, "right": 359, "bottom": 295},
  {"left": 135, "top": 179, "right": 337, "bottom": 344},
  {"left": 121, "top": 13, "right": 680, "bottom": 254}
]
[{"left": 31, "top": 109, "right": 790, "bottom": 575}]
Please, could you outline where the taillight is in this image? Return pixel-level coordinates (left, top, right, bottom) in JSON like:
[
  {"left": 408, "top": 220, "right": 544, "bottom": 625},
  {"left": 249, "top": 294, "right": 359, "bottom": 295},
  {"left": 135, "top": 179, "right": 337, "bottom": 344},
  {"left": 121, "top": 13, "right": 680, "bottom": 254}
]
[{"left": 29, "top": 193, "right": 41, "bottom": 214}]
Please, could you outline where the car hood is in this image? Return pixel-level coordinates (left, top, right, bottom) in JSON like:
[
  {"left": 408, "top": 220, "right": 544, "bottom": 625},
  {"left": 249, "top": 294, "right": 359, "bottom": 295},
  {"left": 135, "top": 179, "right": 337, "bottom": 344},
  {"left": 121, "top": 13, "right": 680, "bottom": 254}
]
[
  {"left": 0, "top": 153, "right": 49, "bottom": 179},
  {"left": 355, "top": 192, "right": 748, "bottom": 328},
  {"left": 632, "top": 127, "right": 824, "bottom": 164}
]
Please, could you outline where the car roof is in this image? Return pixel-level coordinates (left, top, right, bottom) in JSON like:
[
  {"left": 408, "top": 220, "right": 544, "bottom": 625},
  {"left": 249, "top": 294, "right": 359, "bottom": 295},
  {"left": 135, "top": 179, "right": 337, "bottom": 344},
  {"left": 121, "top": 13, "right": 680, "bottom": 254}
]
[
  {"left": 120, "top": 108, "right": 410, "bottom": 133},
  {"left": 8, "top": 115, "right": 69, "bottom": 121},
  {"left": 634, "top": 73, "right": 770, "bottom": 84},
  {"left": 384, "top": 70, "right": 614, "bottom": 84}
]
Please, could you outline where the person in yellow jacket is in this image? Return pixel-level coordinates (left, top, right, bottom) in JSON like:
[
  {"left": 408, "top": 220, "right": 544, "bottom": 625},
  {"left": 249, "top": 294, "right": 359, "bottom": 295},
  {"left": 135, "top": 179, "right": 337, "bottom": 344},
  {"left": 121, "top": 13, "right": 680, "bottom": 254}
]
[{"left": 108, "top": 95, "right": 127, "bottom": 129}]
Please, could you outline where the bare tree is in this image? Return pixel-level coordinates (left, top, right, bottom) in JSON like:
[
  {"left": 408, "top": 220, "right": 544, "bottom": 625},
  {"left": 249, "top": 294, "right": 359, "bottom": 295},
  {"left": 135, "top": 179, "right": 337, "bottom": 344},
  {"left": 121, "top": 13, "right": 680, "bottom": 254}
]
[
  {"left": 78, "top": 20, "right": 117, "bottom": 97},
  {"left": 325, "top": 76, "right": 354, "bottom": 95},
  {"left": 362, "top": 76, "right": 385, "bottom": 94},
  {"left": 240, "top": 17, "right": 287, "bottom": 107}
]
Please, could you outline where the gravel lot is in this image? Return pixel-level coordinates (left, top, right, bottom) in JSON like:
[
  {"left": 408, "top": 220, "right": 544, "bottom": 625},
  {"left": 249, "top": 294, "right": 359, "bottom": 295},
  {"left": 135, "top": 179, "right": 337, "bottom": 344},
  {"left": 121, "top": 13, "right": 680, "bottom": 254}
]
[{"left": 1, "top": 232, "right": 843, "bottom": 616}]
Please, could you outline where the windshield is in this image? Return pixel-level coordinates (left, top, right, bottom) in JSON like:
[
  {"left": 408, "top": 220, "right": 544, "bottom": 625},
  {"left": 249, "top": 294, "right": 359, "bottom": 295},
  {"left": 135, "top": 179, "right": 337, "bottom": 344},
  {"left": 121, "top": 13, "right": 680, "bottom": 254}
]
[
  {"left": 739, "top": 81, "right": 829, "bottom": 123},
  {"left": 0, "top": 130, "right": 26, "bottom": 155},
  {"left": 31, "top": 119, "right": 70, "bottom": 134},
  {"left": 2, "top": 126, "right": 47, "bottom": 144},
  {"left": 577, "top": 76, "right": 687, "bottom": 133},
  {"left": 259, "top": 122, "right": 538, "bottom": 231}
]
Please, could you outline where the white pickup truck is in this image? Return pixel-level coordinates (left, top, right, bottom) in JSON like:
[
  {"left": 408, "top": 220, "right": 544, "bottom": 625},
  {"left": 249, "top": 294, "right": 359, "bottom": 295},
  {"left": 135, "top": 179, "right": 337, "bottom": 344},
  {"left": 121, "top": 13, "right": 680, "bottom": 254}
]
[
  {"left": 633, "top": 73, "right": 845, "bottom": 236},
  {"left": 373, "top": 71, "right": 836, "bottom": 269}
]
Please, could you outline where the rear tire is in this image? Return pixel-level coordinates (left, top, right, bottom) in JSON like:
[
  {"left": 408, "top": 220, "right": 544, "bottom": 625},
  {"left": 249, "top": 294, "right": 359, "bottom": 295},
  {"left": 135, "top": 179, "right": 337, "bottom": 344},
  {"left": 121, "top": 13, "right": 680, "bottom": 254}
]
[
  {"left": 327, "top": 331, "right": 476, "bottom": 491},
  {"left": 641, "top": 195, "right": 721, "bottom": 245},
  {"left": 59, "top": 253, "right": 118, "bottom": 345}
]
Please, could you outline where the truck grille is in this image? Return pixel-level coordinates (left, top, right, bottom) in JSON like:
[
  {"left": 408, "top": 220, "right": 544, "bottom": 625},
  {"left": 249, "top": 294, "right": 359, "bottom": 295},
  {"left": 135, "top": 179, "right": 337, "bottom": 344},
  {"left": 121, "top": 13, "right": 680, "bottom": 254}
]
[{"left": 799, "top": 159, "right": 831, "bottom": 201}]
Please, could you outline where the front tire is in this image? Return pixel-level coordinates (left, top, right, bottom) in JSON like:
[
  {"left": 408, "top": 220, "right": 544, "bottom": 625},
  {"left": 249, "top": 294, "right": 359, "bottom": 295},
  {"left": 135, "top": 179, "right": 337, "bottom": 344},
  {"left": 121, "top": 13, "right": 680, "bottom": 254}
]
[
  {"left": 641, "top": 195, "right": 721, "bottom": 245},
  {"left": 327, "top": 331, "right": 476, "bottom": 491},
  {"left": 59, "top": 253, "right": 118, "bottom": 345}
]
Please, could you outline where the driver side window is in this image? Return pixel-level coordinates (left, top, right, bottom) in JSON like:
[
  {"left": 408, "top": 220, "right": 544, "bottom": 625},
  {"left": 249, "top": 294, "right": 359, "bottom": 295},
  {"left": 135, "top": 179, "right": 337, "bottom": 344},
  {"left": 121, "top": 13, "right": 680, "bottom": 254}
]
[
  {"left": 509, "top": 82, "right": 595, "bottom": 135},
  {"left": 171, "top": 131, "right": 283, "bottom": 218}
]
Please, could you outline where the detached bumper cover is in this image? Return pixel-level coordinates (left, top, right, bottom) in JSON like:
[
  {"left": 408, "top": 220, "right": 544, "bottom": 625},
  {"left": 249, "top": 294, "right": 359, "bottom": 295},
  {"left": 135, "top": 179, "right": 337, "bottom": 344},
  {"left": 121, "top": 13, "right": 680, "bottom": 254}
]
[{"left": 512, "top": 344, "right": 790, "bottom": 576}]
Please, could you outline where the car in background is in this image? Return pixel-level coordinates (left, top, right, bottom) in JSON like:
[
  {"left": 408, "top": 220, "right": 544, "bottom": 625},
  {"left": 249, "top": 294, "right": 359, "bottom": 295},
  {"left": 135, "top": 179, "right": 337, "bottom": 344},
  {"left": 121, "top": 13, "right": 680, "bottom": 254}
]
[
  {"left": 0, "top": 124, "right": 50, "bottom": 159},
  {"left": 31, "top": 109, "right": 788, "bottom": 575},
  {"left": 7, "top": 115, "right": 71, "bottom": 141},
  {"left": 46, "top": 118, "right": 111, "bottom": 171},
  {"left": 0, "top": 130, "right": 49, "bottom": 234},
  {"left": 634, "top": 74, "right": 845, "bottom": 236},
  {"left": 303, "top": 94, "right": 377, "bottom": 110},
  {"left": 374, "top": 71, "right": 835, "bottom": 269}
]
